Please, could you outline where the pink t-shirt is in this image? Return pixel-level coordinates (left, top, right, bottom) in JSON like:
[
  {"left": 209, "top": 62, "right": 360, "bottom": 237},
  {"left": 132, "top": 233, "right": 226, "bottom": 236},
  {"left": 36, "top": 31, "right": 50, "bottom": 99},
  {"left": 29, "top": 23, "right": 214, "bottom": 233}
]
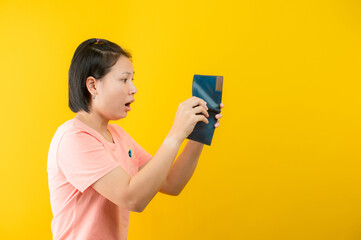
[{"left": 47, "top": 118, "right": 152, "bottom": 240}]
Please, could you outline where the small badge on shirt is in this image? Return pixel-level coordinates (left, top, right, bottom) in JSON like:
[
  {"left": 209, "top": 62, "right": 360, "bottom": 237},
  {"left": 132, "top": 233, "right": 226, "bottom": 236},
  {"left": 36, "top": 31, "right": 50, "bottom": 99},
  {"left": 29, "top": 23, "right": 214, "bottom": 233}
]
[{"left": 128, "top": 149, "right": 133, "bottom": 158}]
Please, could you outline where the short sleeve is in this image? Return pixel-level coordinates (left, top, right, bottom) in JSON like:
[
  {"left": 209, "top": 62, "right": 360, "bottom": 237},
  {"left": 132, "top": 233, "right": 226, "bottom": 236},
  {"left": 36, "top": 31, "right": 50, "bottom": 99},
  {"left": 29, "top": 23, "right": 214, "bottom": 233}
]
[{"left": 57, "top": 129, "right": 120, "bottom": 193}]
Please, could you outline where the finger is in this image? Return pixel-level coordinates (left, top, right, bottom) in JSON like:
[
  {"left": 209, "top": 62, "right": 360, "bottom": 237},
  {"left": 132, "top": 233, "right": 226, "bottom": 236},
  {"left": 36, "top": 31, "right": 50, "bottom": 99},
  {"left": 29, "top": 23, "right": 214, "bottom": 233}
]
[
  {"left": 190, "top": 97, "right": 208, "bottom": 110},
  {"left": 215, "top": 113, "right": 223, "bottom": 119},
  {"left": 192, "top": 105, "right": 209, "bottom": 118},
  {"left": 220, "top": 103, "right": 224, "bottom": 109},
  {"left": 182, "top": 97, "right": 198, "bottom": 107},
  {"left": 195, "top": 114, "right": 209, "bottom": 125},
  {"left": 215, "top": 119, "right": 220, "bottom": 128}
]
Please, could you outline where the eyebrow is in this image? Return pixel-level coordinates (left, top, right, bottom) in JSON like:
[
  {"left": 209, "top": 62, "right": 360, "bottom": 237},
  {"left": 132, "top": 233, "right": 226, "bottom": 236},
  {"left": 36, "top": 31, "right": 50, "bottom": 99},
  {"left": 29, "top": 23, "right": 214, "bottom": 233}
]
[{"left": 121, "top": 71, "right": 135, "bottom": 75}]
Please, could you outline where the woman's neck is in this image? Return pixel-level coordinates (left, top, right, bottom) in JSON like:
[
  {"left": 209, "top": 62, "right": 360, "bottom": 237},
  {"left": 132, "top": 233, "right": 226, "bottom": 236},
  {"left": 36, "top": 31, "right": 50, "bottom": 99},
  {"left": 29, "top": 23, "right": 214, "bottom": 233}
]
[{"left": 75, "top": 110, "right": 109, "bottom": 134}]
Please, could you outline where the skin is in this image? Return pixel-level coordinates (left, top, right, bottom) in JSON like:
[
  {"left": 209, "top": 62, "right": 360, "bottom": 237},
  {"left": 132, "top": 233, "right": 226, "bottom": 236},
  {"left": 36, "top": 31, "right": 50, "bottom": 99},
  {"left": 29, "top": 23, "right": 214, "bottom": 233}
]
[{"left": 75, "top": 55, "right": 225, "bottom": 212}]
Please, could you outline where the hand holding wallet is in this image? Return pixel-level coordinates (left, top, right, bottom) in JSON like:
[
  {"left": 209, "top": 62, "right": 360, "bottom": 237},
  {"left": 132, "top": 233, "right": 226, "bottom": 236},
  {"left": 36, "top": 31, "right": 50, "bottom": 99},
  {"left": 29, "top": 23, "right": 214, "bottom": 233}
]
[{"left": 186, "top": 74, "right": 223, "bottom": 146}]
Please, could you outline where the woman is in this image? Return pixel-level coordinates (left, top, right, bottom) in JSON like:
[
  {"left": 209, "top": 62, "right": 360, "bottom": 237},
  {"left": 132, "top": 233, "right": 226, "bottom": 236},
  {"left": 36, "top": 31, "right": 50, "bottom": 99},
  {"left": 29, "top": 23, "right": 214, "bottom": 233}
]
[{"left": 47, "top": 38, "right": 224, "bottom": 240}]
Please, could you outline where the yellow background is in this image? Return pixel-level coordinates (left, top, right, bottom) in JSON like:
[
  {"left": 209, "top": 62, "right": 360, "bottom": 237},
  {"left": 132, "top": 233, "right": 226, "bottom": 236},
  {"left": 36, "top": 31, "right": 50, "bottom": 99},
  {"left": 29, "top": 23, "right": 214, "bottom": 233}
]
[{"left": 1, "top": 0, "right": 361, "bottom": 239}]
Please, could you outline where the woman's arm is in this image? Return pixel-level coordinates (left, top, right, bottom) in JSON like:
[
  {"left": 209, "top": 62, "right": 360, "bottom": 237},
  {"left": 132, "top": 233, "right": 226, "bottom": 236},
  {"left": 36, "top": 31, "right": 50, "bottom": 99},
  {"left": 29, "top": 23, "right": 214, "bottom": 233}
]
[
  {"left": 92, "top": 134, "right": 182, "bottom": 212},
  {"left": 158, "top": 139, "right": 204, "bottom": 196},
  {"left": 141, "top": 104, "right": 224, "bottom": 196}
]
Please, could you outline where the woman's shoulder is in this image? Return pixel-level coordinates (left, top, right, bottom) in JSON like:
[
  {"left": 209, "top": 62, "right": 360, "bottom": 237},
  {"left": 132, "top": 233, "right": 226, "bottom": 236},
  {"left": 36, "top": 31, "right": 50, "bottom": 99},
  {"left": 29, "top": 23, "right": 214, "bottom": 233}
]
[
  {"left": 52, "top": 119, "right": 78, "bottom": 137},
  {"left": 53, "top": 118, "right": 99, "bottom": 144}
]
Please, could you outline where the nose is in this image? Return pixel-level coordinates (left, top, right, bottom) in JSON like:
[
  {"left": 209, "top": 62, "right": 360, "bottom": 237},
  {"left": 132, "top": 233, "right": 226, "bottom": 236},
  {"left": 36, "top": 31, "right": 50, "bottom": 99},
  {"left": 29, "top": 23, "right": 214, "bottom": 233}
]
[{"left": 129, "top": 81, "right": 137, "bottom": 95}]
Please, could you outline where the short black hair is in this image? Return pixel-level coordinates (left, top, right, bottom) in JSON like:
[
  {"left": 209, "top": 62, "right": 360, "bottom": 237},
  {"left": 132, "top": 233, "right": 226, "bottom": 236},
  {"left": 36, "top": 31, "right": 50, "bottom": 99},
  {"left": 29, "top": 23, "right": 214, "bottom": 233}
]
[{"left": 68, "top": 38, "right": 132, "bottom": 113}]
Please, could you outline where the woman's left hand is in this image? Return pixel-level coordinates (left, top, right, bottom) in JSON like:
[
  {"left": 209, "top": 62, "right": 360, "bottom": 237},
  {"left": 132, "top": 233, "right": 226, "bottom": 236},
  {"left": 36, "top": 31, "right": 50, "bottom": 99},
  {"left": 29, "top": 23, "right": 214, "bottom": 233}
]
[{"left": 214, "top": 103, "right": 224, "bottom": 128}]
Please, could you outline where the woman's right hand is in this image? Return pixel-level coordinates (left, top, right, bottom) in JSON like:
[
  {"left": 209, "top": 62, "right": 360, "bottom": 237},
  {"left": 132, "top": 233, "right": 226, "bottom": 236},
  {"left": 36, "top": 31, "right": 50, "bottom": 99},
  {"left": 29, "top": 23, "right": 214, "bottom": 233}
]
[{"left": 167, "top": 97, "right": 209, "bottom": 143}]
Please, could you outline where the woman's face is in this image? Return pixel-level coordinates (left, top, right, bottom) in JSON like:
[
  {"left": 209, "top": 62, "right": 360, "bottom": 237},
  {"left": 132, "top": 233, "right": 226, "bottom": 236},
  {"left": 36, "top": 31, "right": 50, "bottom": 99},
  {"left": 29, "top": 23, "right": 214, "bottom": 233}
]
[{"left": 91, "top": 55, "right": 137, "bottom": 120}]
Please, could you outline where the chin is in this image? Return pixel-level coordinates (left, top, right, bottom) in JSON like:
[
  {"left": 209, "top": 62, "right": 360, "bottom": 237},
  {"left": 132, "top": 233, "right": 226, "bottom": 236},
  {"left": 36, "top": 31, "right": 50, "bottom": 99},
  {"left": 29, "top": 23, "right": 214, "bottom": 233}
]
[
  {"left": 118, "top": 112, "right": 128, "bottom": 119},
  {"left": 114, "top": 114, "right": 126, "bottom": 120}
]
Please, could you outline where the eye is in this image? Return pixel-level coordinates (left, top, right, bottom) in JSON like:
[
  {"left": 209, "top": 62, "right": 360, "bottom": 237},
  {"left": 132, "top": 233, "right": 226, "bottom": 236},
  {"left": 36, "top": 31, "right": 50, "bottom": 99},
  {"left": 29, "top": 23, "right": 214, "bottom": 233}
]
[{"left": 121, "top": 78, "right": 135, "bottom": 82}]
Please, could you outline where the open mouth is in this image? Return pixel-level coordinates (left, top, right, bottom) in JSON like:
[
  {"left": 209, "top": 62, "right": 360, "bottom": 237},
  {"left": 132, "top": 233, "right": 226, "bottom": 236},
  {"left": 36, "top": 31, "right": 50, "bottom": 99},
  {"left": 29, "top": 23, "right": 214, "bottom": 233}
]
[{"left": 125, "top": 99, "right": 134, "bottom": 108}]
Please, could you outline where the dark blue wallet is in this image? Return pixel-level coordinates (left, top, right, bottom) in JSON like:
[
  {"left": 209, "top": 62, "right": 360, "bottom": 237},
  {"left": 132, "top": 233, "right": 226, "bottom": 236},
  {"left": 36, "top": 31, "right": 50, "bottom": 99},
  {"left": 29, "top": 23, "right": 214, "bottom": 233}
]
[{"left": 186, "top": 74, "right": 223, "bottom": 146}]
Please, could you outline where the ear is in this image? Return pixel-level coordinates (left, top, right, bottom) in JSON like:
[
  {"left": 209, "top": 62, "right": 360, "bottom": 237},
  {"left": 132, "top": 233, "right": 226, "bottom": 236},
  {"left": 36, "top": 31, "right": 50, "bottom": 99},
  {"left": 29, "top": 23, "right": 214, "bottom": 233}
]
[{"left": 85, "top": 76, "right": 98, "bottom": 95}]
